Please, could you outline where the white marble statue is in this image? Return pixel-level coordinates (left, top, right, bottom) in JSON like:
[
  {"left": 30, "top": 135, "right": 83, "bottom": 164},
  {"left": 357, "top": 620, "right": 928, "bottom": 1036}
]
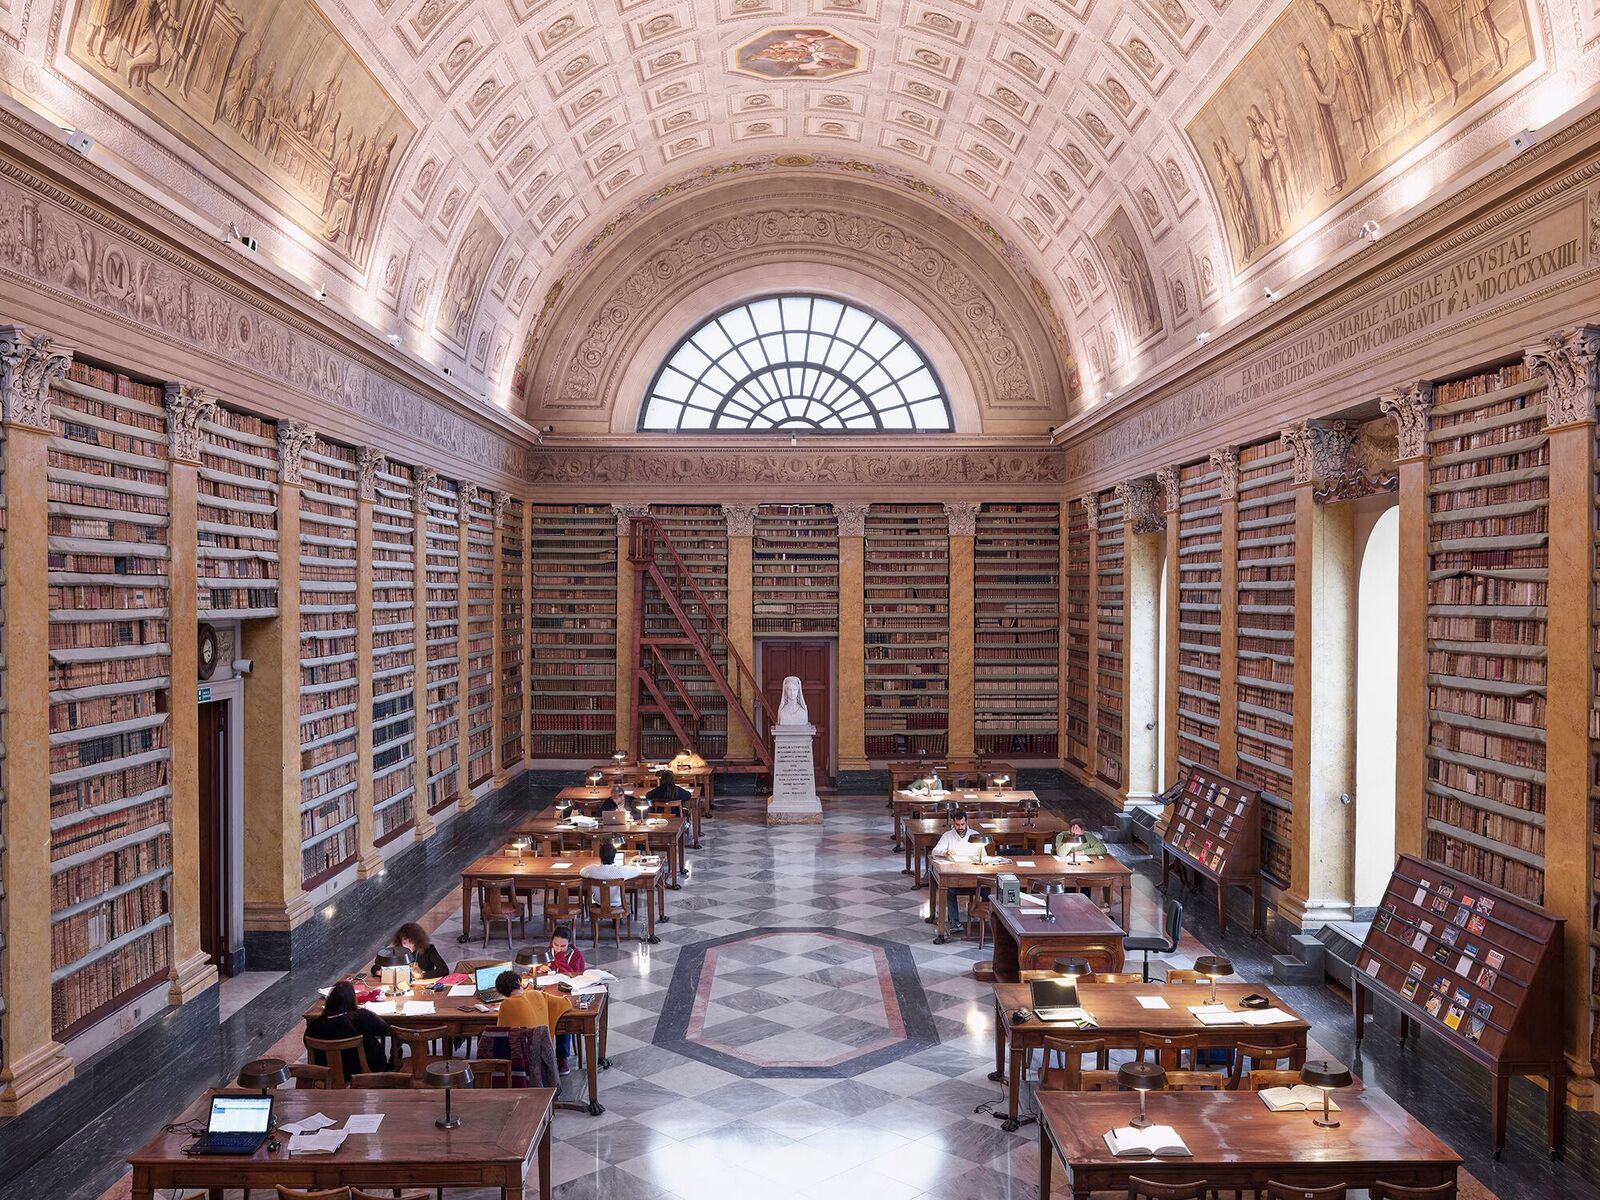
[{"left": 777, "top": 675, "right": 809, "bottom": 726}]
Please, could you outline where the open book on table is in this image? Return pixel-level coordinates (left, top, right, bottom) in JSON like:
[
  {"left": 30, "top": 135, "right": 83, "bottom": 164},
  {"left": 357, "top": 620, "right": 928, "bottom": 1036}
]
[
  {"left": 1258, "top": 1085, "right": 1341, "bottom": 1113},
  {"left": 1102, "top": 1126, "right": 1191, "bottom": 1158}
]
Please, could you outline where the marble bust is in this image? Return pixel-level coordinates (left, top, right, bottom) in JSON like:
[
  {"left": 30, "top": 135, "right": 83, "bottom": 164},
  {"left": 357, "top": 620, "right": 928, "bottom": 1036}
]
[{"left": 777, "top": 676, "right": 809, "bottom": 725}]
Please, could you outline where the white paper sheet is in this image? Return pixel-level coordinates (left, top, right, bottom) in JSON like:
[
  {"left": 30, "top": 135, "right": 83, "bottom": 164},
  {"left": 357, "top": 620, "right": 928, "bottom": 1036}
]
[
  {"left": 362, "top": 1001, "right": 397, "bottom": 1016},
  {"left": 402, "top": 1000, "right": 436, "bottom": 1016},
  {"left": 1135, "top": 995, "right": 1169, "bottom": 1009},
  {"left": 342, "top": 1114, "right": 384, "bottom": 1134},
  {"left": 278, "top": 1113, "right": 336, "bottom": 1135},
  {"left": 288, "top": 1130, "right": 348, "bottom": 1155},
  {"left": 447, "top": 984, "right": 476, "bottom": 996},
  {"left": 551, "top": 862, "right": 573, "bottom": 870},
  {"left": 1015, "top": 860, "right": 1037, "bottom": 868}
]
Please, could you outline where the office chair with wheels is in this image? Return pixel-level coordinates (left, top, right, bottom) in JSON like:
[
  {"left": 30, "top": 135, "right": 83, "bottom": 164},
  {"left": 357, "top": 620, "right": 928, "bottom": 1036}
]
[{"left": 1123, "top": 898, "right": 1184, "bottom": 982}]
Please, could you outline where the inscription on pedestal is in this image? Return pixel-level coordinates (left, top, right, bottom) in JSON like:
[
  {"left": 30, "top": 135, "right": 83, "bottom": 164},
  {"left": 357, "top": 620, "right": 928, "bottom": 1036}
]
[{"left": 768, "top": 724, "right": 823, "bottom": 826}]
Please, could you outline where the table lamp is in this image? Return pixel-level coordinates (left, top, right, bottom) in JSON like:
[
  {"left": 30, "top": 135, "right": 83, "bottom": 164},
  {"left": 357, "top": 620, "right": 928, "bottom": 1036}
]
[
  {"left": 1053, "top": 956, "right": 1093, "bottom": 1003},
  {"left": 612, "top": 749, "right": 628, "bottom": 764},
  {"left": 1193, "top": 955, "right": 1232, "bottom": 1004},
  {"left": 236, "top": 1058, "right": 290, "bottom": 1095},
  {"left": 426, "top": 1060, "right": 474, "bottom": 1129},
  {"left": 1117, "top": 1061, "right": 1167, "bottom": 1129},
  {"left": 1300, "top": 1059, "right": 1352, "bottom": 1129},
  {"left": 374, "top": 945, "right": 415, "bottom": 997},
  {"left": 586, "top": 770, "right": 603, "bottom": 787},
  {"left": 511, "top": 836, "right": 531, "bottom": 862}
]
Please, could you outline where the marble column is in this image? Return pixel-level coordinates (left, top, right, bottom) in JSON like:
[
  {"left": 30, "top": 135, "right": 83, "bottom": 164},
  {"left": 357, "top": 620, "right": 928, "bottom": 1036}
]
[
  {"left": 0, "top": 327, "right": 75, "bottom": 1114},
  {"left": 1157, "top": 466, "right": 1181, "bottom": 786},
  {"left": 835, "top": 504, "right": 868, "bottom": 772},
  {"left": 162, "top": 384, "right": 219, "bottom": 1003},
  {"left": 1527, "top": 325, "right": 1600, "bottom": 1088},
  {"left": 613, "top": 505, "right": 648, "bottom": 757},
  {"left": 1117, "top": 479, "right": 1164, "bottom": 811},
  {"left": 408, "top": 469, "right": 437, "bottom": 840},
  {"left": 352, "top": 448, "right": 382, "bottom": 878},
  {"left": 945, "top": 502, "right": 978, "bottom": 758},
  {"left": 722, "top": 504, "right": 758, "bottom": 762},
  {"left": 1209, "top": 449, "right": 1241, "bottom": 775},
  {"left": 454, "top": 484, "right": 477, "bottom": 812}
]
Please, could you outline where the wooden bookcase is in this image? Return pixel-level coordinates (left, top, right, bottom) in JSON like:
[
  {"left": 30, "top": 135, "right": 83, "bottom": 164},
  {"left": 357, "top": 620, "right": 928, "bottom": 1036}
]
[
  {"left": 297, "top": 438, "right": 360, "bottom": 888},
  {"left": 641, "top": 504, "right": 729, "bottom": 761},
  {"left": 1424, "top": 363, "right": 1547, "bottom": 904},
  {"left": 1235, "top": 434, "right": 1295, "bottom": 884},
  {"left": 1065, "top": 498, "right": 1091, "bottom": 769},
  {"left": 1592, "top": 419, "right": 1600, "bottom": 1080},
  {"left": 1175, "top": 459, "right": 1223, "bottom": 772},
  {"left": 753, "top": 504, "right": 839, "bottom": 636},
  {"left": 422, "top": 476, "right": 461, "bottom": 814},
  {"left": 1158, "top": 765, "right": 1263, "bottom": 934},
  {"left": 46, "top": 364, "right": 173, "bottom": 1039},
  {"left": 1354, "top": 853, "right": 1564, "bottom": 1155},
  {"left": 499, "top": 494, "right": 525, "bottom": 771},
  {"left": 1, "top": 419, "right": 7, "bottom": 1056},
  {"left": 864, "top": 504, "right": 949, "bottom": 759},
  {"left": 974, "top": 503, "right": 1059, "bottom": 758},
  {"left": 370, "top": 458, "right": 417, "bottom": 846},
  {"left": 1093, "top": 487, "right": 1125, "bottom": 790},
  {"left": 196, "top": 404, "right": 279, "bottom": 619},
  {"left": 463, "top": 487, "right": 496, "bottom": 788},
  {"left": 529, "top": 504, "right": 617, "bottom": 759}
]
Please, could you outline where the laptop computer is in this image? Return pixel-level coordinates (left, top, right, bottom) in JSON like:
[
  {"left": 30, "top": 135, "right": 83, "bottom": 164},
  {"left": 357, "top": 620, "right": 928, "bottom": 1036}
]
[
  {"left": 192, "top": 1094, "right": 273, "bottom": 1155},
  {"left": 1028, "top": 978, "right": 1085, "bottom": 1023},
  {"left": 475, "top": 964, "right": 509, "bottom": 1004}
]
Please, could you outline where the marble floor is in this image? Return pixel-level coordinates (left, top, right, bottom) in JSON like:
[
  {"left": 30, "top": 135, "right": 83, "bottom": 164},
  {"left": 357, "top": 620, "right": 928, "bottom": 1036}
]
[{"left": 86, "top": 787, "right": 1600, "bottom": 1200}]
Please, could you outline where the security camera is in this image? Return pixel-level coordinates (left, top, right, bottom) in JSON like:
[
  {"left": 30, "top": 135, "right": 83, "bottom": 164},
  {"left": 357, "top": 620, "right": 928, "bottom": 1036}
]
[
  {"left": 1263, "top": 286, "right": 1277, "bottom": 301},
  {"left": 62, "top": 128, "right": 93, "bottom": 155},
  {"left": 224, "top": 222, "right": 257, "bottom": 251},
  {"left": 385, "top": 332, "right": 402, "bottom": 345},
  {"left": 1103, "top": 390, "right": 1115, "bottom": 401},
  {"left": 1195, "top": 331, "right": 1211, "bottom": 345},
  {"left": 1358, "top": 220, "right": 1381, "bottom": 241},
  {"left": 314, "top": 286, "right": 327, "bottom": 301},
  {"left": 1509, "top": 129, "right": 1537, "bottom": 154}
]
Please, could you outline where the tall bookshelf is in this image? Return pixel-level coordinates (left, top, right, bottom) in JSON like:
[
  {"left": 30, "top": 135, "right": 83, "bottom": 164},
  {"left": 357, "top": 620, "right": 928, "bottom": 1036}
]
[
  {"left": 641, "top": 504, "right": 729, "bottom": 761},
  {"left": 1235, "top": 434, "right": 1296, "bottom": 886},
  {"left": 1592, "top": 415, "right": 1600, "bottom": 1076},
  {"left": 1175, "top": 459, "right": 1224, "bottom": 772},
  {"left": 46, "top": 364, "right": 172, "bottom": 1039},
  {"left": 0, "top": 420, "right": 7, "bottom": 1068},
  {"left": 1094, "top": 487, "right": 1125, "bottom": 789},
  {"left": 422, "top": 475, "right": 461, "bottom": 814},
  {"left": 297, "top": 438, "right": 360, "bottom": 888},
  {"left": 1064, "top": 499, "right": 1092, "bottom": 768},
  {"left": 196, "top": 405, "right": 278, "bottom": 619},
  {"left": 1425, "top": 362, "right": 1547, "bottom": 903},
  {"left": 529, "top": 505, "right": 617, "bottom": 759},
  {"left": 753, "top": 505, "right": 839, "bottom": 636},
  {"left": 864, "top": 504, "right": 949, "bottom": 759},
  {"left": 500, "top": 495, "right": 525, "bottom": 771},
  {"left": 463, "top": 487, "right": 496, "bottom": 788},
  {"left": 974, "top": 503, "right": 1059, "bottom": 757},
  {"left": 370, "top": 458, "right": 417, "bottom": 846}
]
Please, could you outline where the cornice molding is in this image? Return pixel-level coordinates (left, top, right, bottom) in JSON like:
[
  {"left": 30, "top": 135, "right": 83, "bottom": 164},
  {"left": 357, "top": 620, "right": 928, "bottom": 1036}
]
[{"left": 527, "top": 446, "right": 1067, "bottom": 487}]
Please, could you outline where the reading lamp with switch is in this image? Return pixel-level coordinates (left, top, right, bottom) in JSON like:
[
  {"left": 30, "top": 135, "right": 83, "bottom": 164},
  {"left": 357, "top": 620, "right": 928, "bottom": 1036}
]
[
  {"left": 1193, "top": 955, "right": 1232, "bottom": 1004},
  {"left": 1117, "top": 1062, "right": 1167, "bottom": 1129},
  {"left": 612, "top": 749, "right": 628, "bottom": 765},
  {"left": 237, "top": 1058, "right": 290, "bottom": 1095},
  {"left": 1300, "top": 1059, "right": 1352, "bottom": 1128},
  {"left": 586, "top": 770, "right": 603, "bottom": 787},
  {"left": 1053, "top": 956, "right": 1093, "bottom": 1003},
  {"left": 514, "top": 946, "right": 542, "bottom": 969},
  {"left": 374, "top": 945, "right": 415, "bottom": 996},
  {"left": 426, "top": 1060, "right": 474, "bottom": 1129}
]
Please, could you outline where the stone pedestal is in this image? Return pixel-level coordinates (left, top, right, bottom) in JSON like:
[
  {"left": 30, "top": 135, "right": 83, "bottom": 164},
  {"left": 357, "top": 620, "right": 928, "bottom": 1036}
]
[{"left": 767, "top": 724, "right": 823, "bottom": 825}]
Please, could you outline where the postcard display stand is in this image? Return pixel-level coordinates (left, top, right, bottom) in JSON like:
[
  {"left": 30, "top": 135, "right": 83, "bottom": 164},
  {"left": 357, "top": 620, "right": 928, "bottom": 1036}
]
[
  {"left": 1354, "top": 853, "right": 1564, "bottom": 1158},
  {"left": 1157, "top": 766, "right": 1262, "bottom": 935}
]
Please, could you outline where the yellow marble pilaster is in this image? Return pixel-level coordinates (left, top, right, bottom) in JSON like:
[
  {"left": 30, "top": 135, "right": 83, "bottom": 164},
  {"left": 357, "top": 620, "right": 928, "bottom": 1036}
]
[
  {"left": 0, "top": 327, "right": 75, "bottom": 1114},
  {"left": 491, "top": 491, "right": 510, "bottom": 790},
  {"left": 723, "top": 505, "right": 757, "bottom": 762},
  {"left": 409, "top": 469, "right": 436, "bottom": 841},
  {"left": 1117, "top": 479, "right": 1164, "bottom": 808},
  {"left": 1081, "top": 496, "right": 1102, "bottom": 789},
  {"left": 353, "top": 449, "right": 382, "bottom": 878},
  {"left": 1157, "top": 467, "right": 1181, "bottom": 787},
  {"left": 454, "top": 484, "right": 476, "bottom": 812},
  {"left": 835, "top": 504, "right": 868, "bottom": 771},
  {"left": 945, "top": 502, "right": 977, "bottom": 758},
  {"left": 614, "top": 505, "right": 645, "bottom": 757}
]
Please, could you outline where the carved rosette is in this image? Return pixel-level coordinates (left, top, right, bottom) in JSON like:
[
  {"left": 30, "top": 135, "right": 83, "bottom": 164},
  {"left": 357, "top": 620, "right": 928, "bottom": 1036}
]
[
  {"left": 276, "top": 419, "right": 316, "bottom": 486},
  {"left": 1525, "top": 324, "right": 1600, "bottom": 429},
  {"left": 1378, "top": 382, "right": 1434, "bottom": 461},
  {"left": 459, "top": 482, "right": 480, "bottom": 512},
  {"left": 834, "top": 503, "right": 868, "bottom": 538},
  {"left": 944, "top": 502, "right": 980, "bottom": 536},
  {"left": 612, "top": 503, "right": 650, "bottom": 537},
  {"left": 1284, "top": 419, "right": 1353, "bottom": 487},
  {"left": 0, "top": 326, "right": 71, "bottom": 430},
  {"left": 721, "top": 504, "right": 757, "bottom": 538},
  {"left": 1208, "top": 448, "right": 1239, "bottom": 502},
  {"left": 1080, "top": 494, "right": 1100, "bottom": 532},
  {"left": 1155, "top": 464, "right": 1180, "bottom": 513},
  {"left": 163, "top": 382, "right": 217, "bottom": 465},
  {"left": 356, "top": 447, "right": 385, "bottom": 502},
  {"left": 413, "top": 467, "right": 439, "bottom": 507},
  {"left": 1115, "top": 478, "right": 1164, "bottom": 534}
]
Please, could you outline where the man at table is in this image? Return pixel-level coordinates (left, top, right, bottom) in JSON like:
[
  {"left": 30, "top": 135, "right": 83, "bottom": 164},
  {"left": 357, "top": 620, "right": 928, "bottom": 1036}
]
[
  {"left": 581, "top": 840, "right": 642, "bottom": 908},
  {"left": 931, "top": 809, "right": 991, "bottom": 929},
  {"left": 1053, "top": 818, "right": 1108, "bottom": 858},
  {"left": 494, "top": 969, "right": 574, "bottom": 1073}
]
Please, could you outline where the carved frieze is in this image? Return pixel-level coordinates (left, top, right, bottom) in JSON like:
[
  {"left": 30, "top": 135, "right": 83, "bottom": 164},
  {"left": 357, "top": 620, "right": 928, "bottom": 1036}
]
[
  {"left": 1114, "top": 477, "right": 1164, "bottom": 533},
  {"left": 277, "top": 419, "right": 316, "bottom": 485},
  {"left": 1208, "top": 447, "right": 1239, "bottom": 502},
  {"left": 528, "top": 448, "right": 1067, "bottom": 485},
  {"left": 357, "top": 447, "right": 385, "bottom": 502},
  {"left": 1284, "top": 420, "right": 1353, "bottom": 487},
  {"left": 0, "top": 325, "right": 70, "bottom": 430},
  {"left": 1379, "top": 382, "right": 1434, "bottom": 460},
  {"left": 163, "top": 382, "right": 217, "bottom": 464},
  {"left": 1526, "top": 324, "right": 1600, "bottom": 428},
  {"left": 944, "top": 502, "right": 979, "bottom": 536}
]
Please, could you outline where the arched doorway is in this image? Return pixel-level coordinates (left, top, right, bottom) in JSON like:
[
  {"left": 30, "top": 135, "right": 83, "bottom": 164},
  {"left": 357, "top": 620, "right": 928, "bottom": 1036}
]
[{"left": 1354, "top": 506, "right": 1399, "bottom": 908}]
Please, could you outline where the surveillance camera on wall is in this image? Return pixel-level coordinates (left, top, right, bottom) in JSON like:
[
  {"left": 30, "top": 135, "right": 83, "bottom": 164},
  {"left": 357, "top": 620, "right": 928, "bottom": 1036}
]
[
  {"left": 1358, "top": 220, "right": 1381, "bottom": 241},
  {"left": 62, "top": 128, "right": 93, "bottom": 155},
  {"left": 1263, "top": 286, "right": 1278, "bottom": 301},
  {"left": 1509, "top": 129, "right": 1537, "bottom": 154}
]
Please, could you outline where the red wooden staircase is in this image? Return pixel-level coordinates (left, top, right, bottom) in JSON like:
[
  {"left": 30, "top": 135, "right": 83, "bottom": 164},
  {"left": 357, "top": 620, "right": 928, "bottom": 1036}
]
[{"left": 628, "top": 514, "right": 776, "bottom": 768}]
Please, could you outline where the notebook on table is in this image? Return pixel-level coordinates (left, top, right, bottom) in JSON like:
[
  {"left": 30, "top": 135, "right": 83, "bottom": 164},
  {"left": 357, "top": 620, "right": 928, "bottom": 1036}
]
[
  {"left": 475, "top": 964, "right": 510, "bottom": 1003},
  {"left": 1028, "top": 979, "right": 1095, "bottom": 1025}
]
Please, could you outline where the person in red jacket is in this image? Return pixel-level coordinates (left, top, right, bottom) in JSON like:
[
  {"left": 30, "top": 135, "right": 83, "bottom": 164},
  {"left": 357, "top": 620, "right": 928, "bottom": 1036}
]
[{"left": 531, "top": 925, "right": 585, "bottom": 1073}]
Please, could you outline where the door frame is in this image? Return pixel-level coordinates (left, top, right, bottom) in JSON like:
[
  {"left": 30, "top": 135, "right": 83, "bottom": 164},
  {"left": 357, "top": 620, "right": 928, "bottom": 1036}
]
[
  {"left": 755, "top": 637, "right": 837, "bottom": 780},
  {"left": 199, "top": 675, "right": 247, "bottom": 974}
]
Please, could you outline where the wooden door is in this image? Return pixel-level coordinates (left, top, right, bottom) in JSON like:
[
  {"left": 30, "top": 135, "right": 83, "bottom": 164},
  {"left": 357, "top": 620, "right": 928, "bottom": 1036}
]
[
  {"left": 760, "top": 641, "right": 832, "bottom": 782},
  {"left": 198, "top": 700, "right": 233, "bottom": 974}
]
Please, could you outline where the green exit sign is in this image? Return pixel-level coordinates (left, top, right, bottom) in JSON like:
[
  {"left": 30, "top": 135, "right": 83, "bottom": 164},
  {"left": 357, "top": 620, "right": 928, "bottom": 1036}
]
[{"left": 197, "top": 686, "right": 212, "bottom": 703}]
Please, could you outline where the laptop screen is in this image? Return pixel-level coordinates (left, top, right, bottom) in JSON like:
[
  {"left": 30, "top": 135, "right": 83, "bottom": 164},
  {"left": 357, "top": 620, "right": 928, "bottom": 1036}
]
[
  {"left": 209, "top": 1095, "right": 272, "bottom": 1135},
  {"left": 1029, "top": 978, "right": 1079, "bottom": 1010},
  {"left": 475, "top": 965, "right": 506, "bottom": 993}
]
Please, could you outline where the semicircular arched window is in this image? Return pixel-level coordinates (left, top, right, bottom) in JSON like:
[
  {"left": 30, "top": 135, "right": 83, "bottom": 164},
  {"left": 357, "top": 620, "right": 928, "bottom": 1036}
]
[{"left": 638, "top": 295, "right": 952, "bottom": 431}]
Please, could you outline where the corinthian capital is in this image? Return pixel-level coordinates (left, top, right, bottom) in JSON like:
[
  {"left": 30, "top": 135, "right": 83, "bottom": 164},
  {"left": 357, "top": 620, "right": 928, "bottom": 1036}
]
[
  {"left": 164, "top": 382, "right": 217, "bottom": 465},
  {"left": 943, "top": 501, "right": 980, "bottom": 536},
  {"left": 1284, "top": 419, "right": 1353, "bottom": 486},
  {"left": 1208, "top": 447, "right": 1239, "bottom": 501},
  {"left": 357, "top": 447, "right": 385, "bottom": 502},
  {"left": 0, "top": 326, "right": 71, "bottom": 430},
  {"left": 1155, "top": 465, "right": 1180, "bottom": 513},
  {"left": 277, "top": 419, "right": 315, "bottom": 485},
  {"left": 1080, "top": 494, "right": 1100, "bottom": 532},
  {"left": 834, "top": 503, "right": 868, "bottom": 537},
  {"left": 721, "top": 504, "right": 757, "bottom": 537},
  {"left": 1378, "top": 382, "right": 1434, "bottom": 461},
  {"left": 612, "top": 503, "right": 650, "bottom": 537},
  {"left": 1526, "top": 324, "right": 1600, "bottom": 429},
  {"left": 1114, "top": 477, "right": 1164, "bottom": 534}
]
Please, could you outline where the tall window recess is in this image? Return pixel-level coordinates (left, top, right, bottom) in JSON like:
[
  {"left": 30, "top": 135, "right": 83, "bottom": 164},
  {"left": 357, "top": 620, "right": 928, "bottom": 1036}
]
[
  {"left": 46, "top": 363, "right": 173, "bottom": 1039},
  {"left": 974, "top": 504, "right": 1059, "bottom": 758},
  {"left": 1175, "top": 460, "right": 1224, "bottom": 772},
  {"left": 1094, "top": 487, "right": 1125, "bottom": 790},
  {"left": 1235, "top": 435, "right": 1296, "bottom": 890},
  {"left": 1424, "top": 362, "right": 1547, "bottom": 903},
  {"left": 864, "top": 505, "right": 950, "bottom": 759},
  {"left": 1064, "top": 500, "right": 1092, "bottom": 769},
  {"left": 753, "top": 505, "right": 839, "bottom": 637},
  {"left": 638, "top": 295, "right": 953, "bottom": 432},
  {"left": 500, "top": 495, "right": 525, "bottom": 771},
  {"left": 370, "top": 459, "right": 417, "bottom": 845},
  {"left": 422, "top": 476, "right": 461, "bottom": 814},
  {"left": 298, "top": 439, "right": 360, "bottom": 888},
  {"left": 463, "top": 488, "right": 496, "bottom": 788},
  {"left": 639, "top": 505, "right": 729, "bottom": 761},
  {"left": 529, "top": 505, "right": 617, "bottom": 759}
]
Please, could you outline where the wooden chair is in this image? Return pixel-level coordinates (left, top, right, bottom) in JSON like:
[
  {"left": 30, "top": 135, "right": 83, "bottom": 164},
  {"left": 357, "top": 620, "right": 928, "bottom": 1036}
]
[
  {"left": 1127, "top": 1179, "right": 1210, "bottom": 1199},
  {"left": 1226, "top": 1041, "right": 1303, "bottom": 1090},
  {"left": 303, "top": 1035, "right": 371, "bottom": 1089},
  {"left": 965, "top": 896, "right": 994, "bottom": 948},
  {"left": 1164, "top": 968, "right": 1207, "bottom": 984},
  {"left": 478, "top": 882, "right": 525, "bottom": 951},
  {"left": 1369, "top": 1184, "right": 1456, "bottom": 1200},
  {"left": 1263, "top": 1185, "right": 1347, "bottom": 1200},
  {"left": 289, "top": 1063, "right": 332, "bottom": 1089},
  {"left": 464, "top": 1057, "right": 513, "bottom": 1088},
  {"left": 584, "top": 876, "right": 633, "bottom": 947},
  {"left": 390, "top": 1024, "right": 451, "bottom": 1084},
  {"left": 348, "top": 1071, "right": 415, "bottom": 1088},
  {"left": 1137, "top": 1030, "right": 1201, "bottom": 1070},
  {"left": 455, "top": 956, "right": 511, "bottom": 974},
  {"left": 349, "top": 1192, "right": 430, "bottom": 1200},
  {"left": 542, "top": 880, "right": 582, "bottom": 932},
  {"left": 275, "top": 1189, "right": 352, "bottom": 1200},
  {"left": 1038, "top": 1036, "right": 1115, "bottom": 1092},
  {"left": 1165, "top": 1070, "right": 1227, "bottom": 1090},
  {"left": 1092, "top": 971, "right": 1148, "bottom": 984}
]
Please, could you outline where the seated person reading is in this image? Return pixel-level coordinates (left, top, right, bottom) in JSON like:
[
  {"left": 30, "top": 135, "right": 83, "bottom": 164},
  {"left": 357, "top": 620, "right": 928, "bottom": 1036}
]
[
  {"left": 598, "top": 787, "right": 630, "bottom": 826},
  {"left": 495, "top": 969, "right": 574, "bottom": 1072},
  {"left": 1053, "top": 819, "right": 1108, "bottom": 858},
  {"left": 580, "top": 840, "right": 643, "bottom": 908},
  {"left": 306, "top": 980, "right": 392, "bottom": 1076},
  {"left": 645, "top": 769, "right": 692, "bottom": 814},
  {"left": 370, "top": 920, "right": 450, "bottom": 979},
  {"left": 529, "top": 926, "right": 585, "bottom": 1068},
  {"left": 930, "top": 809, "right": 992, "bottom": 927}
]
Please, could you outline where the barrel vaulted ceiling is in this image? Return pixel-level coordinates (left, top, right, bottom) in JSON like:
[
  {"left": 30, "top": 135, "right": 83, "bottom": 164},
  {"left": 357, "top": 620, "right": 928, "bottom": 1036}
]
[{"left": 4, "top": 0, "right": 1595, "bottom": 429}]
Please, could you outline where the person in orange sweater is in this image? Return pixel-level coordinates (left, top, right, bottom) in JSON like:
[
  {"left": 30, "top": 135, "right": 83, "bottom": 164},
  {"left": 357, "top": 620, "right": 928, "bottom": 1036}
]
[{"left": 493, "top": 969, "right": 574, "bottom": 1073}]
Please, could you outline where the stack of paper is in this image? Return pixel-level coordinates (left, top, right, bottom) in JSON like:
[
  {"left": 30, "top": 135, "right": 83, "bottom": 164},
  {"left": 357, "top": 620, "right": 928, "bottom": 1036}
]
[
  {"left": 402, "top": 1000, "right": 436, "bottom": 1016},
  {"left": 1188, "top": 1004, "right": 1296, "bottom": 1026},
  {"left": 278, "top": 1113, "right": 336, "bottom": 1135},
  {"left": 447, "top": 984, "right": 476, "bottom": 997},
  {"left": 288, "top": 1130, "right": 348, "bottom": 1155},
  {"left": 362, "top": 1000, "right": 398, "bottom": 1016}
]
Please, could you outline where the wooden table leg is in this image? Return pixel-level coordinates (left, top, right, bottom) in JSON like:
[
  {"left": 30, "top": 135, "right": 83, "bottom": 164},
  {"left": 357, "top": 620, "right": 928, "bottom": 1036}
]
[
  {"left": 599, "top": 999, "right": 611, "bottom": 1067},
  {"left": 933, "top": 875, "right": 947, "bottom": 942},
  {"left": 1038, "top": 1119, "right": 1052, "bottom": 1200},
  {"left": 130, "top": 1168, "right": 152, "bottom": 1200},
  {"left": 656, "top": 874, "right": 669, "bottom": 922},
  {"left": 538, "top": 1117, "right": 552, "bottom": 1200},
  {"left": 1001, "top": 1041, "right": 1026, "bottom": 1131},
  {"left": 458, "top": 874, "right": 474, "bottom": 943},
  {"left": 584, "top": 1026, "right": 605, "bottom": 1115},
  {"left": 1491, "top": 1069, "right": 1510, "bottom": 1159}
]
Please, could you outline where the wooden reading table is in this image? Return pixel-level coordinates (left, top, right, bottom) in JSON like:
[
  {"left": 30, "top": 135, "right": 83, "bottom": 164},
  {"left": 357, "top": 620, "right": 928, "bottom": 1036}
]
[
  {"left": 904, "top": 813, "right": 1069, "bottom": 884},
  {"left": 129, "top": 1087, "right": 555, "bottom": 1200},
  {"left": 929, "top": 855, "right": 1134, "bottom": 942},
  {"left": 590, "top": 763, "right": 713, "bottom": 843},
  {"left": 885, "top": 758, "right": 1015, "bottom": 807},
  {"left": 990, "top": 978, "right": 1309, "bottom": 1129},
  {"left": 518, "top": 808, "right": 688, "bottom": 887},
  {"left": 458, "top": 852, "right": 669, "bottom": 943},
  {"left": 1037, "top": 1090, "right": 1459, "bottom": 1200},
  {"left": 988, "top": 892, "right": 1127, "bottom": 977},
  {"left": 892, "top": 788, "right": 1035, "bottom": 851}
]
